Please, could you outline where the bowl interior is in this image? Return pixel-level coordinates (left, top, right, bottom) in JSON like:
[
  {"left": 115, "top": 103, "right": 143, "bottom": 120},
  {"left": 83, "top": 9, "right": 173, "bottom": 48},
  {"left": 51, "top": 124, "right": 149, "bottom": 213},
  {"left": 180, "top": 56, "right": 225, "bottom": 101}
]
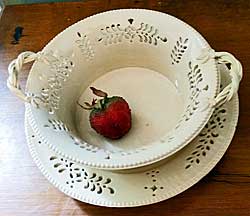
[{"left": 76, "top": 67, "right": 184, "bottom": 151}]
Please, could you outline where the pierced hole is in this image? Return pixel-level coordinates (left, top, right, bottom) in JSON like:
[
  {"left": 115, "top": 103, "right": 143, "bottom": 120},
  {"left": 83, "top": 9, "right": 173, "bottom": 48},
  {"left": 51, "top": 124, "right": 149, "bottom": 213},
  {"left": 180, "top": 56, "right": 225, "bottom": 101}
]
[
  {"left": 185, "top": 164, "right": 191, "bottom": 169},
  {"left": 128, "top": 18, "right": 134, "bottom": 24},
  {"left": 58, "top": 169, "right": 65, "bottom": 173},
  {"left": 226, "top": 63, "right": 231, "bottom": 70},
  {"left": 38, "top": 141, "right": 41, "bottom": 144},
  {"left": 196, "top": 159, "right": 200, "bottom": 164},
  {"left": 203, "top": 85, "right": 209, "bottom": 91},
  {"left": 153, "top": 179, "right": 156, "bottom": 182},
  {"left": 206, "top": 146, "right": 210, "bottom": 150},
  {"left": 160, "top": 187, "right": 164, "bottom": 189},
  {"left": 70, "top": 185, "right": 73, "bottom": 188},
  {"left": 162, "top": 37, "right": 167, "bottom": 42},
  {"left": 52, "top": 162, "right": 60, "bottom": 169},
  {"left": 212, "top": 133, "right": 219, "bottom": 137},
  {"left": 31, "top": 135, "right": 35, "bottom": 138},
  {"left": 144, "top": 187, "right": 148, "bottom": 189},
  {"left": 152, "top": 194, "right": 156, "bottom": 196},
  {"left": 202, "top": 151, "right": 206, "bottom": 156}
]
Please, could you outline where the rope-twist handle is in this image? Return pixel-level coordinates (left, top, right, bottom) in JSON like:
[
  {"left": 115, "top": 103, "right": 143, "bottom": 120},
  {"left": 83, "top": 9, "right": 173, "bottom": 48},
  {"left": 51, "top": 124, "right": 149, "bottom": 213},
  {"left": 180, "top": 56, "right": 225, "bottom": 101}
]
[
  {"left": 198, "top": 48, "right": 243, "bottom": 107},
  {"left": 7, "top": 51, "right": 43, "bottom": 108}
]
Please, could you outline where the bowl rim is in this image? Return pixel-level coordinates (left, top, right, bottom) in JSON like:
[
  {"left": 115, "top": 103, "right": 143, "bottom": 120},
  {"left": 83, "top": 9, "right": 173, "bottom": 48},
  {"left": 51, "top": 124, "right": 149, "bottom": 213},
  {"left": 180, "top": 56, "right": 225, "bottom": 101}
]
[{"left": 26, "top": 8, "right": 219, "bottom": 170}]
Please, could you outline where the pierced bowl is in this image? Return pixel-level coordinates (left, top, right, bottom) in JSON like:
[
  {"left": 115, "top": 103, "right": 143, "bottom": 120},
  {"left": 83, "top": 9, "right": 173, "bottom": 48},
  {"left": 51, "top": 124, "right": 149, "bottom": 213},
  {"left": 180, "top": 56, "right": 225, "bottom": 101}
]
[{"left": 7, "top": 9, "right": 242, "bottom": 170}]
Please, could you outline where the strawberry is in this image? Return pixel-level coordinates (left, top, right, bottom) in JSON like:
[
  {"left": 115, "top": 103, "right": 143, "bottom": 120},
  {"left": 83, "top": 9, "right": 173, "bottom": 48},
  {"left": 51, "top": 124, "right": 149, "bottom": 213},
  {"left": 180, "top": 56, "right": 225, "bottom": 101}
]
[{"left": 78, "top": 87, "right": 132, "bottom": 139}]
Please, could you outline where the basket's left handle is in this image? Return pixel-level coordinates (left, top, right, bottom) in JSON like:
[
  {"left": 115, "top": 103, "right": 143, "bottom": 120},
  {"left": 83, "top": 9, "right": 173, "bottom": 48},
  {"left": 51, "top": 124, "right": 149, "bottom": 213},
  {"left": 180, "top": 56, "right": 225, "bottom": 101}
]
[{"left": 7, "top": 51, "right": 43, "bottom": 108}]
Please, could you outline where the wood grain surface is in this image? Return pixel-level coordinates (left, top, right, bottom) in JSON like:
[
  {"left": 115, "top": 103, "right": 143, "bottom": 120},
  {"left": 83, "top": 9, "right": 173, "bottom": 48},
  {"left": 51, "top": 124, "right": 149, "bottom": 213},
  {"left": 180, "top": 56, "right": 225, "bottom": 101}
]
[{"left": 0, "top": 0, "right": 249, "bottom": 215}]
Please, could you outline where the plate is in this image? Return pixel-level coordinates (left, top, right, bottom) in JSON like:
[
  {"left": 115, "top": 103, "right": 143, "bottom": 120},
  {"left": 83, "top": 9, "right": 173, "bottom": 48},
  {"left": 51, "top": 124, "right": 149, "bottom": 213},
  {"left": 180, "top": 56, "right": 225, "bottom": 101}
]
[{"left": 25, "top": 64, "right": 239, "bottom": 207}]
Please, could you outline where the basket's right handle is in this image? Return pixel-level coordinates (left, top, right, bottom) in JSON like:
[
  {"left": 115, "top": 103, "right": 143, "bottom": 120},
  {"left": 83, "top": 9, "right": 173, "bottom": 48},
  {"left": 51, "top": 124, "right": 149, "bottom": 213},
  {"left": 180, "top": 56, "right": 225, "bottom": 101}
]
[
  {"left": 213, "top": 51, "right": 242, "bottom": 107},
  {"left": 197, "top": 48, "right": 242, "bottom": 107},
  {"left": 7, "top": 51, "right": 43, "bottom": 108}
]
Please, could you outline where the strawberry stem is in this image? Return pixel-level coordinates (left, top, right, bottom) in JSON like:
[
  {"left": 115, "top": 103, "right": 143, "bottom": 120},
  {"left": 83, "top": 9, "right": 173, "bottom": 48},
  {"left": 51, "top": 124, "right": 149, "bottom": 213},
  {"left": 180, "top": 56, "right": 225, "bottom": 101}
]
[
  {"left": 77, "top": 100, "right": 92, "bottom": 110},
  {"left": 90, "top": 87, "right": 108, "bottom": 98},
  {"left": 77, "top": 87, "right": 109, "bottom": 111}
]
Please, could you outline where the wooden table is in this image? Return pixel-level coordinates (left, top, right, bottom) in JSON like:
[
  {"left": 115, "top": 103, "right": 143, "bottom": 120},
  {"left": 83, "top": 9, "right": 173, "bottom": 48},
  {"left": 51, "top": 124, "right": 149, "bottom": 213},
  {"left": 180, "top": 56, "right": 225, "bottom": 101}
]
[{"left": 0, "top": 1, "right": 249, "bottom": 215}]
